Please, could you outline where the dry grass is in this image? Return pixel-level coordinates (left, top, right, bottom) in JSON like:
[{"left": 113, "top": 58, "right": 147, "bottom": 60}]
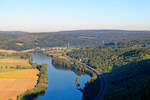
[
  {"left": 58, "top": 56, "right": 70, "bottom": 61},
  {"left": 0, "top": 69, "right": 39, "bottom": 78},
  {"left": 0, "top": 69, "right": 39, "bottom": 100},
  {"left": 0, "top": 49, "right": 16, "bottom": 54},
  {"left": 44, "top": 50, "right": 58, "bottom": 56},
  {"left": 79, "top": 36, "right": 94, "bottom": 39},
  {"left": 0, "top": 58, "right": 31, "bottom": 68},
  {"left": 22, "top": 49, "right": 34, "bottom": 53},
  {"left": 0, "top": 58, "right": 28, "bottom": 64},
  {"left": 16, "top": 43, "right": 23, "bottom": 46}
]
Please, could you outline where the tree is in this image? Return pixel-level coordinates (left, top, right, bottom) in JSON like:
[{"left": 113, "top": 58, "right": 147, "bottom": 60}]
[{"left": 75, "top": 77, "right": 80, "bottom": 84}]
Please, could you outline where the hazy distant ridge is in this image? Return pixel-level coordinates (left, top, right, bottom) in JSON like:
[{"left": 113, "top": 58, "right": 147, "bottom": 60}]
[
  {"left": 33, "top": 29, "right": 150, "bottom": 35},
  {"left": 0, "top": 31, "right": 28, "bottom": 34}
]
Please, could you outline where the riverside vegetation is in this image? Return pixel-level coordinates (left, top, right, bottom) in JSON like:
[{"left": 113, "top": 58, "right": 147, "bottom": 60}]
[
  {"left": 17, "top": 63, "right": 48, "bottom": 100},
  {"left": 66, "top": 36, "right": 150, "bottom": 100},
  {"left": 43, "top": 35, "right": 150, "bottom": 100},
  {"left": 0, "top": 51, "right": 48, "bottom": 100},
  {"left": 44, "top": 48, "right": 96, "bottom": 76},
  {"left": 1, "top": 30, "right": 150, "bottom": 100}
]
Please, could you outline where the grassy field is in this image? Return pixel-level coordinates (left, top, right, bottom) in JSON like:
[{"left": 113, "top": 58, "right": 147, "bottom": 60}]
[
  {"left": 0, "top": 69, "right": 39, "bottom": 78},
  {"left": 58, "top": 56, "right": 70, "bottom": 61},
  {"left": 0, "top": 51, "right": 40, "bottom": 100},
  {"left": 43, "top": 48, "right": 78, "bottom": 57},
  {"left": 0, "top": 58, "right": 32, "bottom": 69},
  {"left": 143, "top": 55, "right": 150, "bottom": 60},
  {"left": 0, "top": 49, "right": 16, "bottom": 54},
  {"left": 44, "top": 49, "right": 66, "bottom": 56},
  {"left": 21, "top": 49, "right": 34, "bottom": 53},
  {"left": 16, "top": 43, "right": 23, "bottom": 46},
  {"left": 0, "top": 69, "right": 39, "bottom": 100},
  {"left": 0, "top": 69, "right": 16, "bottom": 73}
]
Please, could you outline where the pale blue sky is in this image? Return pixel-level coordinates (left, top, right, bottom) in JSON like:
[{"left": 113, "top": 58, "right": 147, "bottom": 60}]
[{"left": 0, "top": 0, "right": 150, "bottom": 32}]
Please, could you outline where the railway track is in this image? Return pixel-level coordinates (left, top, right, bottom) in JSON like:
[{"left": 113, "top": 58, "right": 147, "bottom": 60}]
[
  {"left": 83, "top": 64, "right": 108, "bottom": 100},
  {"left": 66, "top": 55, "right": 108, "bottom": 100}
]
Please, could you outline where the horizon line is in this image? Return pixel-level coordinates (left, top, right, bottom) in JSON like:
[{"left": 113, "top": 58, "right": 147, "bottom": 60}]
[{"left": 1, "top": 29, "right": 150, "bottom": 33}]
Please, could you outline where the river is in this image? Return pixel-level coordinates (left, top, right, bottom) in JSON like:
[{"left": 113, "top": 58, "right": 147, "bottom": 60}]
[{"left": 31, "top": 53, "right": 91, "bottom": 100}]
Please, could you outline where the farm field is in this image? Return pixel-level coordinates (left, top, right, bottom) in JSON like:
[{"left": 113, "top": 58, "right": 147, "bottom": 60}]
[
  {"left": 143, "top": 55, "right": 150, "bottom": 60},
  {"left": 0, "top": 69, "right": 39, "bottom": 78},
  {"left": 0, "top": 49, "right": 16, "bottom": 54},
  {"left": 0, "top": 58, "right": 32, "bottom": 69},
  {"left": 58, "top": 56, "right": 70, "bottom": 61},
  {"left": 21, "top": 49, "right": 34, "bottom": 53},
  {"left": 0, "top": 69, "right": 39, "bottom": 100}
]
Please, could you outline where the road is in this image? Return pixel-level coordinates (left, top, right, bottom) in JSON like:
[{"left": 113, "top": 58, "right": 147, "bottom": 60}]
[{"left": 66, "top": 55, "right": 108, "bottom": 100}]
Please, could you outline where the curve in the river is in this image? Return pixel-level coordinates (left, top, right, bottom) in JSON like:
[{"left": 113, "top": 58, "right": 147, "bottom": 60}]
[
  {"left": 31, "top": 53, "right": 91, "bottom": 100},
  {"left": 66, "top": 55, "right": 108, "bottom": 100}
]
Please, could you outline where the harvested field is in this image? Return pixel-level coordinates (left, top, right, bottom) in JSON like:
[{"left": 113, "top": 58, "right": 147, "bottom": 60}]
[
  {"left": 0, "top": 69, "right": 39, "bottom": 78},
  {"left": 58, "top": 56, "right": 70, "bottom": 61},
  {"left": 0, "top": 69, "right": 39, "bottom": 100},
  {"left": 22, "top": 49, "right": 34, "bottom": 53},
  {"left": 16, "top": 43, "right": 23, "bottom": 46},
  {"left": 0, "top": 58, "right": 31, "bottom": 68},
  {"left": 0, "top": 49, "right": 16, "bottom": 54},
  {"left": 0, "top": 78, "right": 38, "bottom": 100},
  {"left": 0, "top": 58, "right": 28, "bottom": 64}
]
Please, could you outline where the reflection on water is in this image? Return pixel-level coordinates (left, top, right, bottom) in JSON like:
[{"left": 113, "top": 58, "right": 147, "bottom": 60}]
[
  {"left": 24, "top": 91, "right": 46, "bottom": 100},
  {"left": 53, "top": 63, "right": 88, "bottom": 76},
  {"left": 31, "top": 53, "right": 91, "bottom": 100}
]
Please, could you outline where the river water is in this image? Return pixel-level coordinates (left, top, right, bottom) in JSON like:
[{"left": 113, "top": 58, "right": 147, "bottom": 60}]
[{"left": 31, "top": 53, "right": 90, "bottom": 100}]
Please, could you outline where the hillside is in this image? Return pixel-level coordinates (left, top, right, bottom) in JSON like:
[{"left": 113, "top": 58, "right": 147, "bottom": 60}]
[
  {"left": 0, "top": 31, "right": 28, "bottom": 34},
  {"left": 82, "top": 59, "right": 150, "bottom": 100},
  {"left": 66, "top": 36, "right": 150, "bottom": 100},
  {"left": 0, "top": 30, "right": 150, "bottom": 50}
]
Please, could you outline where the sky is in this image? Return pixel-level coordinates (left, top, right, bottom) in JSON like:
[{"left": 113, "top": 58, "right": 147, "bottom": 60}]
[{"left": 0, "top": 0, "right": 150, "bottom": 32}]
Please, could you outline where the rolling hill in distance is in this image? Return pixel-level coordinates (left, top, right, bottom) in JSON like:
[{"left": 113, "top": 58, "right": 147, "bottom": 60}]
[
  {"left": 1, "top": 29, "right": 150, "bottom": 35},
  {"left": 0, "top": 31, "right": 28, "bottom": 34},
  {"left": 0, "top": 29, "right": 150, "bottom": 50}
]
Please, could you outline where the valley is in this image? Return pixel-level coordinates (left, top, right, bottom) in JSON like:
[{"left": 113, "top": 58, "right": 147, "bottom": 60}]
[{"left": 0, "top": 30, "right": 150, "bottom": 100}]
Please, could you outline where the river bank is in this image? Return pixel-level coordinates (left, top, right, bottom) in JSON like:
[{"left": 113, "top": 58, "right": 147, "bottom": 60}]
[
  {"left": 17, "top": 63, "right": 48, "bottom": 100},
  {"left": 32, "top": 53, "right": 91, "bottom": 100}
]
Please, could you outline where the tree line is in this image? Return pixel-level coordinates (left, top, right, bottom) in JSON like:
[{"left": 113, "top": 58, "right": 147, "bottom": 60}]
[{"left": 17, "top": 63, "right": 48, "bottom": 100}]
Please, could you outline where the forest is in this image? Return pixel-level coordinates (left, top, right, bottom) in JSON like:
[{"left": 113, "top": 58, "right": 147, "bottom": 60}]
[
  {"left": 52, "top": 56, "right": 95, "bottom": 76},
  {"left": 0, "top": 30, "right": 150, "bottom": 50},
  {"left": 0, "top": 30, "right": 150, "bottom": 100},
  {"left": 65, "top": 36, "right": 150, "bottom": 100}
]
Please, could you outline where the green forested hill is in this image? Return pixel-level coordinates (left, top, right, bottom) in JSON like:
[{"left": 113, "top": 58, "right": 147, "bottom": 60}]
[
  {"left": 0, "top": 30, "right": 150, "bottom": 50},
  {"left": 83, "top": 59, "right": 150, "bottom": 100},
  {"left": 104, "top": 59, "right": 150, "bottom": 100},
  {"left": 67, "top": 37, "right": 150, "bottom": 100},
  {"left": 67, "top": 37, "right": 150, "bottom": 73}
]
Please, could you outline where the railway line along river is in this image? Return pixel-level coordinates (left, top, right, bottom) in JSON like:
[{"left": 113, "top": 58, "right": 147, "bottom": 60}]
[{"left": 31, "top": 53, "right": 91, "bottom": 100}]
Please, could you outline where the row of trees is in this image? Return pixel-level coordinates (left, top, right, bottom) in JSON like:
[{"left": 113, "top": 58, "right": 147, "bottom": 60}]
[
  {"left": 0, "top": 53, "right": 36, "bottom": 69},
  {"left": 52, "top": 56, "right": 94, "bottom": 76}
]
